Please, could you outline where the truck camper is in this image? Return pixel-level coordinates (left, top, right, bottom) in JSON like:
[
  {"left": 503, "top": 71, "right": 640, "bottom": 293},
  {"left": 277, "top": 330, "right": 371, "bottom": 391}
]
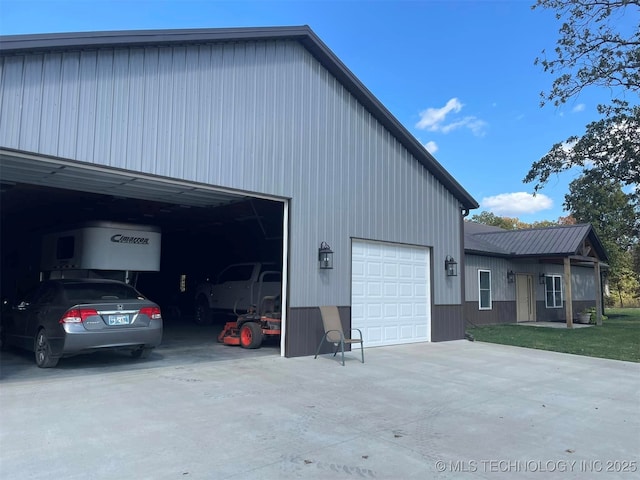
[{"left": 41, "top": 221, "right": 161, "bottom": 284}]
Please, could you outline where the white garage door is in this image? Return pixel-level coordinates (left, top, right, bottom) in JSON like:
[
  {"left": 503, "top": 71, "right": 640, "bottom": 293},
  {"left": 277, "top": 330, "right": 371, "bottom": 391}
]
[{"left": 351, "top": 239, "right": 431, "bottom": 347}]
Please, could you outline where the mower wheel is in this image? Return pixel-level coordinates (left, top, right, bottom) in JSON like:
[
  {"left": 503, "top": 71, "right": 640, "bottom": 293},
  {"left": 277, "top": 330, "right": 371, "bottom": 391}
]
[{"left": 239, "top": 322, "right": 263, "bottom": 349}]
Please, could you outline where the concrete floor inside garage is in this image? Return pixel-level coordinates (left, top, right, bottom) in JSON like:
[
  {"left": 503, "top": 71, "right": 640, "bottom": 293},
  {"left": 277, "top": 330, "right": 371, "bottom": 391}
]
[{"left": 0, "top": 315, "right": 281, "bottom": 381}]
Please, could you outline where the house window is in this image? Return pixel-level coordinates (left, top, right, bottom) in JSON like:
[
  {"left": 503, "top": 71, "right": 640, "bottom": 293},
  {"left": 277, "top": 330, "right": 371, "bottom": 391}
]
[
  {"left": 545, "top": 275, "right": 563, "bottom": 308},
  {"left": 478, "top": 270, "right": 492, "bottom": 310}
]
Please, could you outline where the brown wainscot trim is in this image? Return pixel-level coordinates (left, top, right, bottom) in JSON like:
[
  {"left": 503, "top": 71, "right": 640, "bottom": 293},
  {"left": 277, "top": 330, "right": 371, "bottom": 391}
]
[
  {"left": 464, "top": 301, "right": 516, "bottom": 326},
  {"left": 536, "top": 301, "right": 594, "bottom": 323},
  {"left": 285, "top": 306, "right": 351, "bottom": 358},
  {"left": 432, "top": 304, "right": 465, "bottom": 341},
  {"left": 286, "top": 304, "right": 466, "bottom": 357}
]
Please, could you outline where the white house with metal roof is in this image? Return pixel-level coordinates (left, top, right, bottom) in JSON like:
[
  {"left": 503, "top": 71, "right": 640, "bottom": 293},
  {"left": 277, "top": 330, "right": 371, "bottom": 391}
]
[{"left": 463, "top": 222, "right": 609, "bottom": 328}]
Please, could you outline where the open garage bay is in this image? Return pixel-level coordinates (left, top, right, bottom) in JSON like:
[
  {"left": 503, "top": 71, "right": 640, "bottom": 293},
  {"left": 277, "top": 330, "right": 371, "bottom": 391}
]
[{"left": 1, "top": 154, "right": 286, "bottom": 366}]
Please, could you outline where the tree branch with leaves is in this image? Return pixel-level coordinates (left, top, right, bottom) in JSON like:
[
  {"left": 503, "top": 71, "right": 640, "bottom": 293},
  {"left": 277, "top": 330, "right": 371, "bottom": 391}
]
[
  {"left": 525, "top": 0, "right": 640, "bottom": 192},
  {"left": 534, "top": 0, "right": 640, "bottom": 106},
  {"left": 525, "top": 102, "right": 640, "bottom": 191}
]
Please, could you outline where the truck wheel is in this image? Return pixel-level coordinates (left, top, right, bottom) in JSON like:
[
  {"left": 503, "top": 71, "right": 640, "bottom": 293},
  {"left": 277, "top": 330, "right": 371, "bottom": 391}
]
[
  {"left": 239, "top": 322, "right": 263, "bottom": 349},
  {"left": 195, "top": 297, "right": 213, "bottom": 325}
]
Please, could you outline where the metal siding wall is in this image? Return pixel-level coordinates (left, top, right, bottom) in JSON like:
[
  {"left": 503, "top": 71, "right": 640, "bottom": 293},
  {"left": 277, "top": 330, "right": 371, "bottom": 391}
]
[
  {"left": 465, "top": 255, "right": 582, "bottom": 304},
  {"left": 40, "top": 53, "right": 63, "bottom": 154},
  {"left": 94, "top": 51, "right": 114, "bottom": 165},
  {"left": 0, "top": 40, "right": 462, "bottom": 308},
  {"left": 0, "top": 56, "right": 19, "bottom": 146},
  {"left": 19, "top": 56, "right": 44, "bottom": 150},
  {"left": 571, "top": 266, "right": 596, "bottom": 300},
  {"left": 464, "top": 255, "right": 597, "bottom": 305},
  {"left": 59, "top": 53, "right": 78, "bottom": 158},
  {"left": 77, "top": 51, "right": 98, "bottom": 161},
  {"left": 464, "top": 254, "right": 513, "bottom": 302}
]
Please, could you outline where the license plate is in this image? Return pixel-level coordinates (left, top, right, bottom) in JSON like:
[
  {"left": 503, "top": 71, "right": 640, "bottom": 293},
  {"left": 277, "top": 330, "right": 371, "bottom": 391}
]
[{"left": 108, "top": 314, "right": 130, "bottom": 325}]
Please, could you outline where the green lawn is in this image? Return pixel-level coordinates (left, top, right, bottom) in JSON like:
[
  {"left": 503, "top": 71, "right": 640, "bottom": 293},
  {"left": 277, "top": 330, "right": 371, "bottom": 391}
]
[{"left": 465, "top": 308, "right": 640, "bottom": 362}]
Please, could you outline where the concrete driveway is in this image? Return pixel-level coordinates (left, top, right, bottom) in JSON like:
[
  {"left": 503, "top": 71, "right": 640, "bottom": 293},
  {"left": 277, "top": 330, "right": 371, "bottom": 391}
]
[{"left": 1, "top": 340, "right": 638, "bottom": 479}]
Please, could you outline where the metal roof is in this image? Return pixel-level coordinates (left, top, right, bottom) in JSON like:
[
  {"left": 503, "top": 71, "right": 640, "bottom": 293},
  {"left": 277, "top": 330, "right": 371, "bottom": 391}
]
[
  {"left": 464, "top": 222, "right": 609, "bottom": 262},
  {"left": 0, "top": 26, "right": 479, "bottom": 211},
  {"left": 463, "top": 222, "right": 511, "bottom": 255}
]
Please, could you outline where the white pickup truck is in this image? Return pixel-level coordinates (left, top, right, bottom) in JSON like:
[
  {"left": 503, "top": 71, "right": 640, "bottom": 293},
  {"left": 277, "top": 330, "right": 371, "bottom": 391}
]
[{"left": 194, "top": 262, "right": 281, "bottom": 324}]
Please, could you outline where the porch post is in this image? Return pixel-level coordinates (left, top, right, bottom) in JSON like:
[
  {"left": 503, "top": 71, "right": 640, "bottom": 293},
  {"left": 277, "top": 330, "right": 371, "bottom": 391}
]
[
  {"left": 564, "top": 257, "right": 573, "bottom": 328},
  {"left": 594, "top": 261, "right": 602, "bottom": 326}
]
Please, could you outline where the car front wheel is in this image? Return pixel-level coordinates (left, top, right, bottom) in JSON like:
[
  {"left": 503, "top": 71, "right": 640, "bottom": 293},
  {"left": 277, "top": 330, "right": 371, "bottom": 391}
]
[{"left": 34, "top": 330, "right": 59, "bottom": 368}]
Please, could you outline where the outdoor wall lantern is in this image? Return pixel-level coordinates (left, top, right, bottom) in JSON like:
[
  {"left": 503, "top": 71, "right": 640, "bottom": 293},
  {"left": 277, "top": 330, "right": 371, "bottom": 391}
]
[
  {"left": 444, "top": 255, "right": 458, "bottom": 277},
  {"left": 507, "top": 270, "right": 515, "bottom": 283},
  {"left": 318, "top": 242, "right": 334, "bottom": 269},
  {"left": 539, "top": 273, "right": 546, "bottom": 285}
]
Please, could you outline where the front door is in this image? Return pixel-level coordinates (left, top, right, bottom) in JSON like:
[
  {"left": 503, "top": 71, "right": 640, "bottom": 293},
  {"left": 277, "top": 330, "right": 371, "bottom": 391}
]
[{"left": 516, "top": 274, "right": 535, "bottom": 322}]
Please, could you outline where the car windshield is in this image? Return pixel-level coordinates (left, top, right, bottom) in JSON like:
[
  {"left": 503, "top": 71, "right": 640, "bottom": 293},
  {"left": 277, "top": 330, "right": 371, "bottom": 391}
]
[{"left": 63, "top": 283, "right": 142, "bottom": 302}]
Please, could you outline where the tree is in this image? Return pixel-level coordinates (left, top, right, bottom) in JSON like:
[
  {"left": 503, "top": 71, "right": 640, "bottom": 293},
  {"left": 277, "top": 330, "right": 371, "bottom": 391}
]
[
  {"left": 534, "top": 0, "right": 640, "bottom": 107},
  {"left": 632, "top": 243, "right": 640, "bottom": 300},
  {"left": 557, "top": 214, "right": 577, "bottom": 225},
  {"left": 564, "top": 170, "right": 640, "bottom": 306},
  {"left": 468, "top": 211, "right": 566, "bottom": 229},
  {"left": 524, "top": 0, "right": 640, "bottom": 192},
  {"left": 469, "top": 211, "right": 520, "bottom": 230},
  {"left": 524, "top": 104, "right": 640, "bottom": 191},
  {"left": 564, "top": 170, "right": 637, "bottom": 249},
  {"left": 530, "top": 219, "right": 563, "bottom": 228}
]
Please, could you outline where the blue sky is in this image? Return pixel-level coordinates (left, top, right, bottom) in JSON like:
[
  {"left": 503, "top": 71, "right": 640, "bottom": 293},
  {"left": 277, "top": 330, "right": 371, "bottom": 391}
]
[{"left": 0, "top": 0, "right": 618, "bottom": 222}]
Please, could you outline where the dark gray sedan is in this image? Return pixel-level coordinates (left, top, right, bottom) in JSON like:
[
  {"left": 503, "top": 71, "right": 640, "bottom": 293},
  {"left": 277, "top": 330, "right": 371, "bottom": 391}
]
[{"left": 2, "top": 279, "right": 163, "bottom": 367}]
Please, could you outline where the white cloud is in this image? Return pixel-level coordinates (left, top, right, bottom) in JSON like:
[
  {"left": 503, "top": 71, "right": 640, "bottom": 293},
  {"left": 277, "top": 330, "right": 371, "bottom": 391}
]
[
  {"left": 572, "top": 103, "right": 585, "bottom": 113},
  {"left": 416, "top": 98, "right": 463, "bottom": 130},
  {"left": 440, "top": 117, "right": 488, "bottom": 137},
  {"left": 481, "top": 192, "right": 553, "bottom": 216},
  {"left": 423, "top": 141, "right": 438, "bottom": 154},
  {"left": 415, "top": 97, "right": 487, "bottom": 136}
]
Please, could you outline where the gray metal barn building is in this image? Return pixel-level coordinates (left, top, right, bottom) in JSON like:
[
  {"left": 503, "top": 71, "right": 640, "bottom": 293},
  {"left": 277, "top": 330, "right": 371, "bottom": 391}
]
[{"left": 0, "top": 26, "right": 479, "bottom": 357}]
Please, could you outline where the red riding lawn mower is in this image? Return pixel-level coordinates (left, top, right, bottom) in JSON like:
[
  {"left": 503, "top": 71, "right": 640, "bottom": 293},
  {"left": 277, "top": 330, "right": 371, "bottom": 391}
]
[{"left": 217, "top": 296, "right": 281, "bottom": 349}]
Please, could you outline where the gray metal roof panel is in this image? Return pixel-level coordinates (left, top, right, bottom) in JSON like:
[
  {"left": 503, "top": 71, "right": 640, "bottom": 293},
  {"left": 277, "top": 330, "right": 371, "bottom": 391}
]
[
  {"left": 477, "top": 224, "right": 592, "bottom": 255},
  {"left": 464, "top": 236, "right": 512, "bottom": 256},
  {"left": 463, "top": 221, "right": 511, "bottom": 255},
  {"left": 0, "top": 26, "right": 479, "bottom": 211},
  {"left": 464, "top": 222, "right": 609, "bottom": 262}
]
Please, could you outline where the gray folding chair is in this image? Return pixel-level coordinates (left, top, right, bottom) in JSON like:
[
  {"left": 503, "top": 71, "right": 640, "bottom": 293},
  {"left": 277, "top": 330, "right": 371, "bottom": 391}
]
[{"left": 314, "top": 306, "right": 364, "bottom": 366}]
